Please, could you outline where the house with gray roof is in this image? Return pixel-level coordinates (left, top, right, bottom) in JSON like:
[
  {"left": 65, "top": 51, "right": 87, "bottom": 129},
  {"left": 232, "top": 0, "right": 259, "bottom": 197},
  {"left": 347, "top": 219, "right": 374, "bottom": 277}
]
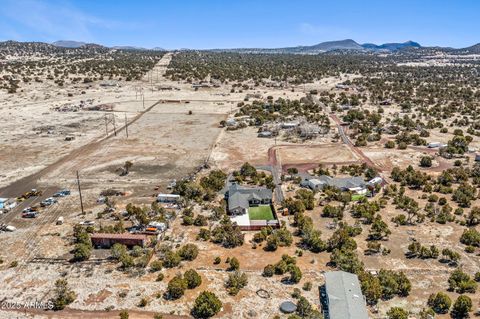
[
  {"left": 321, "top": 271, "right": 368, "bottom": 319},
  {"left": 301, "top": 175, "right": 366, "bottom": 192},
  {"left": 226, "top": 184, "right": 272, "bottom": 215}
]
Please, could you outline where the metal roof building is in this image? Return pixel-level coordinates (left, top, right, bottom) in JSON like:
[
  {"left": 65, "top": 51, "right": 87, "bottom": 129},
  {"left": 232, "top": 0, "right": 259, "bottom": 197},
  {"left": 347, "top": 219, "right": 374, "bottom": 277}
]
[
  {"left": 322, "top": 271, "right": 369, "bottom": 319},
  {"left": 301, "top": 175, "right": 366, "bottom": 192}
]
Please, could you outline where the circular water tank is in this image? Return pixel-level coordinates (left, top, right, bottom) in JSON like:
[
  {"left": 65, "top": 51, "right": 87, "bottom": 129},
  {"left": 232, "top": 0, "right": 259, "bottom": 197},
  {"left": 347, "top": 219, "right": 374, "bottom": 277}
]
[{"left": 279, "top": 301, "right": 297, "bottom": 314}]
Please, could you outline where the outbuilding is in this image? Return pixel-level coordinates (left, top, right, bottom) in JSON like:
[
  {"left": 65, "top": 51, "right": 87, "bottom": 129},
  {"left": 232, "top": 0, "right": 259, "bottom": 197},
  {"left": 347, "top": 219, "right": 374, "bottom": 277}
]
[
  {"left": 428, "top": 142, "right": 442, "bottom": 148},
  {"left": 321, "top": 271, "right": 368, "bottom": 319},
  {"left": 157, "top": 194, "right": 181, "bottom": 203}
]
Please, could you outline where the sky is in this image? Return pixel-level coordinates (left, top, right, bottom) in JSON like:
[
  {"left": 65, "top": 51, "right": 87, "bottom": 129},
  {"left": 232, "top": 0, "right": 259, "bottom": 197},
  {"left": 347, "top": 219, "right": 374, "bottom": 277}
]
[{"left": 0, "top": 0, "right": 479, "bottom": 49}]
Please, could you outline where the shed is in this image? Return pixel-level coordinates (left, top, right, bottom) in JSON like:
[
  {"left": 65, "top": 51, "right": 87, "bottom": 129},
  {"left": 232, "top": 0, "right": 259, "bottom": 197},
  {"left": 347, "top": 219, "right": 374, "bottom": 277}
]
[
  {"left": 157, "top": 194, "right": 180, "bottom": 203},
  {"left": 90, "top": 233, "right": 148, "bottom": 248},
  {"left": 428, "top": 142, "right": 442, "bottom": 148}
]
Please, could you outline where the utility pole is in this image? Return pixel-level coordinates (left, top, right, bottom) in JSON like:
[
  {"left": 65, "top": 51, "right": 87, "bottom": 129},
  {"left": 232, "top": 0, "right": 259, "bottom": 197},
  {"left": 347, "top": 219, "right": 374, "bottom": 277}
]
[
  {"left": 124, "top": 113, "right": 128, "bottom": 138},
  {"left": 112, "top": 114, "right": 117, "bottom": 136},
  {"left": 76, "top": 171, "right": 84, "bottom": 215},
  {"left": 142, "top": 93, "right": 145, "bottom": 109},
  {"left": 104, "top": 113, "right": 108, "bottom": 136}
]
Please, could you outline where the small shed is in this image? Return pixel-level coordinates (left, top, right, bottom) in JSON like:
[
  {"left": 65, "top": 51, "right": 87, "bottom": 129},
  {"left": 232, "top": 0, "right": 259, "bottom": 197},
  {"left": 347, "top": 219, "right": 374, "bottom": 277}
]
[
  {"left": 428, "top": 142, "right": 442, "bottom": 148},
  {"left": 157, "top": 194, "right": 180, "bottom": 203},
  {"left": 90, "top": 233, "right": 148, "bottom": 248}
]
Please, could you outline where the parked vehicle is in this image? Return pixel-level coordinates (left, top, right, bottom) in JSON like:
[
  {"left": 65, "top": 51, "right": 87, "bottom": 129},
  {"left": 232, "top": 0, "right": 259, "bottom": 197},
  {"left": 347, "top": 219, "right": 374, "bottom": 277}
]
[
  {"left": 17, "top": 189, "right": 42, "bottom": 201},
  {"left": 40, "top": 197, "right": 57, "bottom": 207},
  {"left": 23, "top": 206, "right": 39, "bottom": 213},
  {"left": 22, "top": 211, "right": 38, "bottom": 218},
  {"left": 56, "top": 217, "right": 64, "bottom": 225},
  {"left": 0, "top": 224, "right": 16, "bottom": 232},
  {"left": 79, "top": 220, "right": 95, "bottom": 226},
  {"left": 53, "top": 189, "right": 71, "bottom": 197}
]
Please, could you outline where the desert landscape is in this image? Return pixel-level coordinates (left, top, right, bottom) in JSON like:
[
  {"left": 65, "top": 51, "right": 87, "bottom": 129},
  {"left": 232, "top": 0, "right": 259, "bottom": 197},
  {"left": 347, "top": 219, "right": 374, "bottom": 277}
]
[{"left": 1, "top": 4, "right": 480, "bottom": 319}]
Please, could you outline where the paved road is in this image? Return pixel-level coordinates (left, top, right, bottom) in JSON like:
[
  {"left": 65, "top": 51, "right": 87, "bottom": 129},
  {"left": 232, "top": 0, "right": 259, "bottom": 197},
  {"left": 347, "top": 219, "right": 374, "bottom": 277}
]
[{"left": 0, "top": 99, "right": 163, "bottom": 223}]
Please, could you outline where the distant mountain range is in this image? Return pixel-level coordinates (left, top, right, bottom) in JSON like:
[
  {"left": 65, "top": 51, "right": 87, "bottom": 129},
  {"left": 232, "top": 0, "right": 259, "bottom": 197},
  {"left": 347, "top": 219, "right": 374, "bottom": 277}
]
[
  {"left": 52, "top": 40, "right": 87, "bottom": 48},
  {"left": 52, "top": 40, "right": 165, "bottom": 51},
  {"left": 21, "top": 39, "right": 480, "bottom": 55},
  {"left": 211, "top": 39, "right": 423, "bottom": 54}
]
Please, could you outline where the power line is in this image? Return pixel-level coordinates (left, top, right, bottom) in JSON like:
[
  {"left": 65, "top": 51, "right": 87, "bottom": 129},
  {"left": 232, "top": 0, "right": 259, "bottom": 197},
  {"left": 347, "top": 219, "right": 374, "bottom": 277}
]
[
  {"left": 76, "top": 170, "right": 84, "bottom": 215},
  {"left": 112, "top": 113, "right": 117, "bottom": 136},
  {"left": 125, "top": 113, "right": 129, "bottom": 138}
]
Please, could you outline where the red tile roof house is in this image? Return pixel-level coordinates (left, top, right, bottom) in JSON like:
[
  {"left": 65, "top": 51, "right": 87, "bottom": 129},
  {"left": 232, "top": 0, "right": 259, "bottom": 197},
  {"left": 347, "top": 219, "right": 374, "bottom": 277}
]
[{"left": 90, "top": 233, "right": 148, "bottom": 248}]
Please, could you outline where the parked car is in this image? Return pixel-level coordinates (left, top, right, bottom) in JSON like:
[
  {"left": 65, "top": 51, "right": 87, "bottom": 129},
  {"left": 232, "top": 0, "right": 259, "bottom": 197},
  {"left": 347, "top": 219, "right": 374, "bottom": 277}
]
[
  {"left": 40, "top": 197, "right": 57, "bottom": 207},
  {"left": 79, "top": 220, "right": 95, "bottom": 226},
  {"left": 22, "top": 211, "right": 38, "bottom": 218},
  {"left": 22, "top": 206, "right": 38, "bottom": 213},
  {"left": 53, "top": 189, "right": 71, "bottom": 197}
]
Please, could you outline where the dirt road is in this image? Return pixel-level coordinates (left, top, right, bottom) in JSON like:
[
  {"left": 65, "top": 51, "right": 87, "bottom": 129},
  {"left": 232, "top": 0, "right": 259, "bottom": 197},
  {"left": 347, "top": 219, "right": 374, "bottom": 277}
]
[{"left": 0, "top": 54, "right": 175, "bottom": 224}]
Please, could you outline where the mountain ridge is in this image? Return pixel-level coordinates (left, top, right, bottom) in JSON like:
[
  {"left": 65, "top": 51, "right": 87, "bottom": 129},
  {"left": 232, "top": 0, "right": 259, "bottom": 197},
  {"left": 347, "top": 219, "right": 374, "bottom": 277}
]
[{"left": 1, "top": 39, "right": 478, "bottom": 54}]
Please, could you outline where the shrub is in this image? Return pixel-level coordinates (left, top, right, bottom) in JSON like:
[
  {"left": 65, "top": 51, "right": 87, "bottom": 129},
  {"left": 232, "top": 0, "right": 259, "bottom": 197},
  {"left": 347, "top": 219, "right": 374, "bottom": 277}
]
[
  {"left": 73, "top": 243, "right": 92, "bottom": 261},
  {"left": 163, "top": 250, "right": 181, "bottom": 268},
  {"left": 52, "top": 279, "right": 76, "bottom": 310},
  {"left": 387, "top": 307, "right": 408, "bottom": 319},
  {"left": 138, "top": 297, "right": 149, "bottom": 307},
  {"left": 184, "top": 269, "right": 202, "bottom": 289},
  {"left": 452, "top": 295, "right": 472, "bottom": 318},
  {"left": 448, "top": 268, "right": 477, "bottom": 293},
  {"left": 167, "top": 275, "right": 187, "bottom": 300},
  {"left": 288, "top": 265, "right": 302, "bottom": 283},
  {"left": 302, "top": 282, "right": 312, "bottom": 291},
  {"left": 226, "top": 271, "right": 248, "bottom": 295},
  {"left": 228, "top": 257, "right": 240, "bottom": 271},
  {"left": 263, "top": 264, "right": 275, "bottom": 277},
  {"left": 178, "top": 244, "right": 199, "bottom": 261},
  {"left": 420, "top": 156, "right": 433, "bottom": 168},
  {"left": 460, "top": 228, "right": 480, "bottom": 247},
  {"left": 191, "top": 291, "right": 222, "bottom": 318},
  {"left": 150, "top": 260, "right": 163, "bottom": 272},
  {"left": 111, "top": 243, "right": 128, "bottom": 260},
  {"left": 427, "top": 292, "right": 452, "bottom": 314}
]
